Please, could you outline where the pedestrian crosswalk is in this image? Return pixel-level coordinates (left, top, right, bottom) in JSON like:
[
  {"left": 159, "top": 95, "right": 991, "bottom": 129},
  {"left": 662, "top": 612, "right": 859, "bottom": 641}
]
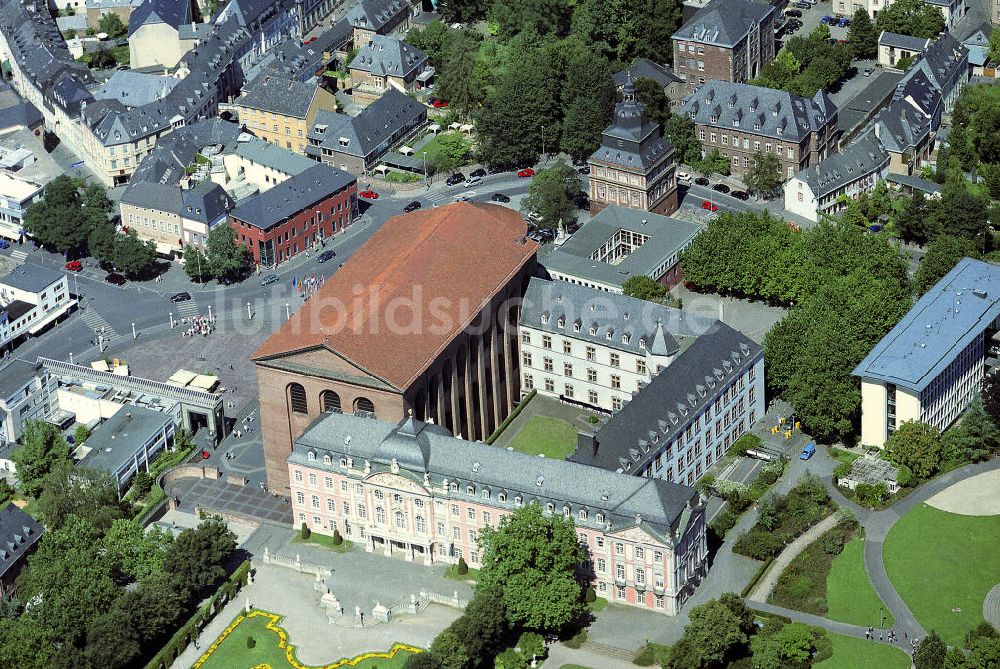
[
  {"left": 80, "top": 308, "right": 119, "bottom": 343},
  {"left": 174, "top": 299, "right": 201, "bottom": 318},
  {"left": 9, "top": 250, "right": 27, "bottom": 261},
  {"left": 426, "top": 188, "right": 475, "bottom": 204}
]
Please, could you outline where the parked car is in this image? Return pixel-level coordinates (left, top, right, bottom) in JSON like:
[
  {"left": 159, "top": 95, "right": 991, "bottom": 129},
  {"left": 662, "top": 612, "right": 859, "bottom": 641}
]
[
  {"left": 316, "top": 249, "right": 337, "bottom": 263},
  {"left": 799, "top": 442, "right": 816, "bottom": 460},
  {"left": 469, "top": 168, "right": 487, "bottom": 178},
  {"left": 821, "top": 15, "right": 833, "bottom": 22},
  {"left": 491, "top": 193, "right": 510, "bottom": 203},
  {"left": 464, "top": 176, "right": 482, "bottom": 187},
  {"left": 577, "top": 165, "right": 590, "bottom": 174},
  {"left": 701, "top": 201, "right": 719, "bottom": 212},
  {"left": 837, "top": 17, "right": 850, "bottom": 27},
  {"left": 170, "top": 291, "right": 192, "bottom": 303},
  {"left": 694, "top": 176, "right": 710, "bottom": 186},
  {"left": 731, "top": 190, "right": 750, "bottom": 200},
  {"left": 517, "top": 168, "right": 536, "bottom": 178},
  {"left": 677, "top": 170, "right": 691, "bottom": 182},
  {"left": 488, "top": 165, "right": 511, "bottom": 174},
  {"left": 260, "top": 274, "right": 279, "bottom": 286},
  {"left": 359, "top": 190, "right": 379, "bottom": 199},
  {"left": 862, "top": 67, "right": 874, "bottom": 77},
  {"left": 105, "top": 273, "right": 126, "bottom": 285},
  {"left": 454, "top": 194, "right": 472, "bottom": 202},
  {"left": 573, "top": 193, "right": 590, "bottom": 209},
  {"left": 432, "top": 99, "right": 448, "bottom": 108},
  {"left": 0, "top": 239, "right": 9, "bottom": 250},
  {"left": 525, "top": 211, "right": 543, "bottom": 225},
  {"left": 784, "top": 9, "right": 802, "bottom": 16},
  {"left": 403, "top": 201, "right": 422, "bottom": 212},
  {"left": 712, "top": 183, "right": 731, "bottom": 194},
  {"left": 446, "top": 173, "right": 466, "bottom": 186},
  {"left": 65, "top": 260, "right": 82, "bottom": 271}
]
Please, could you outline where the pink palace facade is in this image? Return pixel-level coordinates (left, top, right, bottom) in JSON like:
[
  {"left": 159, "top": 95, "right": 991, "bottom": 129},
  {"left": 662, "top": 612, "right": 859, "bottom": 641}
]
[{"left": 287, "top": 411, "right": 708, "bottom": 616}]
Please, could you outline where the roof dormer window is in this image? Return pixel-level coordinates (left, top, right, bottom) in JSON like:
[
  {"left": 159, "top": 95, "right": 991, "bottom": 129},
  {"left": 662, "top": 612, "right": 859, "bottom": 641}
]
[
  {"left": 541, "top": 313, "right": 549, "bottom": 324},
  {"left": 639, "top": 338, "right": 646, "bottom": 350},
  {"left": 622, "top": 334, "right": 630, "bottom": 345},
  {"left": 754, "top": 123, "right": 761, "bottom": 131},
  {"left": 573, "top": 322, "right": 581, "bottom": 333},
  {"left": 589, "top": 326, "right": 598, "bottom": 336},
  {"left": 777, "top": 127, "right": 783, "bottom": 135},
  {"left": 709, "top": 115, "right": 718, "bottom": 123},
  {"left": 557, "top": 317, "right": 565, "bottom": 328}
]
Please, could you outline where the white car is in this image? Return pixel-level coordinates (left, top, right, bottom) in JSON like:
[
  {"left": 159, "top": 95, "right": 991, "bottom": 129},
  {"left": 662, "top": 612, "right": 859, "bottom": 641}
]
[
  {"left": 677, "top": 170, "right": 691, "bottom": 182},
  {"left": 454, "top": 194, "right": 472, "bottom": 202},
  {"left": 464, "top": 176, "right": 482, "bottom": 187}
]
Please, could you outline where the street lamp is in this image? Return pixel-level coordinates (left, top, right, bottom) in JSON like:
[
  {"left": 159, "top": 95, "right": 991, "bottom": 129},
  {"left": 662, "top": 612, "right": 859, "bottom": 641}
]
[{"left": 423, "top": 151, "right": 428, "bottom": 189}]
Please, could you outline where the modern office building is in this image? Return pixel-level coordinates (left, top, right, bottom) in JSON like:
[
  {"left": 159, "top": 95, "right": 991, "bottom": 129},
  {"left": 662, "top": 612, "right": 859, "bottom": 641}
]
[
  {"left": 0, "top": 359, "right": 56, "bottom": 448},
  {"left": 518, "top": 278, "right": 716, "bottom": 412},
  {"left": 253, "top": 202, "right": 539, "bottom": 493},
  {"left": 0, "top": 171, "right": 43, "bottom": 243},
  {"left": 288, "top": 410, "right": 708, "bottom": 615},
  {"left": 76, "top": 405, "right": 176, "bottom": 494},
  {"left": 854, "top": 258, "right": 1000, "bottom": 447},
  {"left": 572, "top": 321, "right": 764, "bottom": 487}
]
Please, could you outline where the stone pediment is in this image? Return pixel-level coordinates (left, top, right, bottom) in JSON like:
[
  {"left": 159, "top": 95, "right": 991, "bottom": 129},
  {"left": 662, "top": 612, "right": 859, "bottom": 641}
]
[{"left": 366, "top": 471, "right": 428, "bottom": 496}]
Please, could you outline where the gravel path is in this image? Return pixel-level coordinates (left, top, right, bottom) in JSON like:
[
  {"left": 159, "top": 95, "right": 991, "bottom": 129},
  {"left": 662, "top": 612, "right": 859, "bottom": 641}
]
[
  {"left": 926, "top": 469, "right": 1000, "bottom": 515},
  {"left": 747, "top": 512, "right": 843, "bottom": 603}
]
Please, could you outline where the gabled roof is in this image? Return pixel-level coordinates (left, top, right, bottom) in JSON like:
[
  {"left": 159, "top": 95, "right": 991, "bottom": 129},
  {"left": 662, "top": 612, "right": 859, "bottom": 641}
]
[
  {"left": 234, "top": 138, "right": 316, "bottom": 175},
  {"left": 793, "top": 129, "right": 889, "bottom": 198},
  {"left": 878, "top": 31, "right": 930, "bottom": 52},
  {"left": 349, "top": 35, "right": 427, "bottom": 78},
  {"left": 235, "top": 74, "right": 320, "bottom": 119},
  {"left": 253, "top": 203, "right": 538, "bottom": 390},
  {"left": 672, "top": 0, "right": 776, "bottom": 48},
  {"left": 853, "top": 258, "right": 1000, "bottom": 391},
  {"left": 0, "top": 263, "right": 63, "bottom": 293},
  {"left": 229, "top": 163, "right": 356, "bottom": 230},
  {"left": 128, "top": 0, "right": 191, "bottom": 36},
  {"left": 0, "top": 505, "right": 42, "bottom": 579},
  {"left": 120, "top": 180, "right": 233, "bottom": 223},
  {"left": 312, "top": 89, "right": 426, "bottom": 159},
  {"left": 94, "top": 71, "right": 180, "bottom": 107},
  {"left": 613, "top": 59, "right": 681, "bottom": 90},
  {"left": 572, "top": 321, "right": 762, "bottom": 475},
  {"left": 875, "top": 98, "right": 930, "bottom": 153},
  {"left": 345, "top": 0, "right": 409, "bottom": 32}
]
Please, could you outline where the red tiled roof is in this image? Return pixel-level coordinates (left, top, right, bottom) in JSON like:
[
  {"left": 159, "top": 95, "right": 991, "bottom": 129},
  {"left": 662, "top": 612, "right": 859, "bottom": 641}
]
[{"left": 253, "top": 202, "right": 538, "bottom": 389}]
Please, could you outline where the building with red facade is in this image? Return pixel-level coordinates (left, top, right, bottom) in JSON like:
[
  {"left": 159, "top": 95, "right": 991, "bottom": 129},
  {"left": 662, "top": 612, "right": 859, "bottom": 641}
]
[{"left": 228, "top": 163, "right": 357, "bottom": 267}]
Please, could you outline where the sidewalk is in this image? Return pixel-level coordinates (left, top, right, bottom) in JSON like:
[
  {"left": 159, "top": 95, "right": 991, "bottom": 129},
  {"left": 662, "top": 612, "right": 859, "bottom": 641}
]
[{"left": 747, "top": 512, "right": 843, "bottom": 603}]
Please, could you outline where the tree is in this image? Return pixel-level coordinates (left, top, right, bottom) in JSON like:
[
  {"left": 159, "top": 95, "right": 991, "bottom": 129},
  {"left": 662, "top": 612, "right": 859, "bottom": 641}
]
[
  {"left": 927, "top": 178, "right": 990, "bottom": 247},
  {"left": 663, "top": 597, "right": 750, "bottom": 669},
  {"left": 884, "top": 421, "right": 942, "bottom": 478},
  {"left": 915, "top": 630, "right": 947, "bottom": 669},
  {"left": 183, "top": 244, "right": 209, "bottom": 282},
  {"left": 743, "top": 151, "right": 782, "bottom": 198},
  {"left": 164, "top": 517, "right": 236, "bottom": 598},
  {"left": 914, "top": 235, "right": 978, "bottom": 295},
  {"left": 84, "top": 604, "right": 142, "bottom": 669},
  {"left": 560, "top": 96, "right": 607, "bottom": 163},
  {"left": 98, "top": 12, "right": 126, "bottom": 38},
  {"left": 111, "top": 228, "right": 157, "bottom": 277},
  {"left": 477, "top": 503, "right": 584, "bottom": 631},
  {"left": 633, "top": 77, "right": 669, "bottom": 128},
  {"left": 982, "top": 372, "right": 1000, "bottom": 428},
  {"left": 847, "top": 9, "right": 878, "bottom": 60},
  {"left": 37, "top": 462, "right": 124, "bottom": 531},
  {"left": 623, "top": 275, "right": 668, "bottom": 302},
  {"left": 131, "top": 470, "right": 153, "bottom": 498},
  {"left": 490, "top": 0, "right": 572, "bottom": 40},
  {"left": 693, "top": 149, "right": 730, "bottom": 177},
  {"left": 205, "top": 223, "right": 249, "bottom": 281},
  {"left": 87, "top": 219, "right": 118, "bottom": 264},
  {"left": 436, "top": 31, "right": 484, "bottom": 116},
  {"left": 662, "top": 114, "right": 701, "bottom": 165},
  {"left": 896, "top": 191, "right": 933, "bottom": 244},
  {"left": 570, "top": 0, "right": 680, "bottom": 64},
  {"left": 521, "top": 160, "right": 581, "bottom": 231},
  {"left": 89, "top": 49, "right": 116, "bottom": 69},
  {"left": 429, "top": 133, "right": 471, "bottom": 174},
  {"left": 429, "top": 628, "right": 470, "bottom": 669},
  {"left": 436, "top": 0, "right": 490, "bottom": 23},
  {"left": 875, "top": 0, "right": 946, "bottom": 38},
  {"left": 11, "top": 421, "right": 71, "bottom": 498},
  {"left": 22, "top": 175, "right": 91, "bottom": 256},
  {"left": 449, "top": 588, "right": 509, "bottom": 662},
  {"left": 989, "top": 27, "right": 1000, "bottom": 66},
  {"left": 941, "top": 397, "right": 999, "bottom": 463},
  {"left": 750, "top": 622, "right": 822, "bottom": 669},
  {"left": 102, "top": 519, "right": 173, "bottom": 583}
]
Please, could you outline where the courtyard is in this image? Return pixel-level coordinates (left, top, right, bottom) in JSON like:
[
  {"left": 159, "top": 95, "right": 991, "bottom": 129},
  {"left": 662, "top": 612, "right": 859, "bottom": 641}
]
[{"left": 489, "top": 394, "right": 599, "bottom": 457}]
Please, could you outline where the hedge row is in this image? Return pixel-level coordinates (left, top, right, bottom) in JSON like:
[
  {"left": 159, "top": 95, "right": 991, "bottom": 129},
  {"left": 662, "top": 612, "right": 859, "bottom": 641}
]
[{"left": 485, "top": 389, "right": 536, "bottom": 445}]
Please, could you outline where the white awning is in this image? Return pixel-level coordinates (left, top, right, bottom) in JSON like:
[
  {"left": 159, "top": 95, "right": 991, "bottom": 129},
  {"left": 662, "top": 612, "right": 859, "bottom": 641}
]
[
  {"left": 399, "top": 145, "right": 414, "bottom": 156},
  {"left": 374, "top": 164, "right": 389, "bottom": 173},
  {"left": 27, "top": 300, "right": 76, "bottom": 335},
  {"left": 459, "top": 124, "right": 474, "bottom": 133},
  {"left": 448, "top": 122, "right": 461, "bottom": 130},
  {"left": 428, "top": 123, "right": 441, "bottom": 133}
]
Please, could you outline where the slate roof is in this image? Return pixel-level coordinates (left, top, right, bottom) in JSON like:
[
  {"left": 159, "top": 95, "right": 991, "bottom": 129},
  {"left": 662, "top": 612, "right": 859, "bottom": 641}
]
[
  {"left": 0, "top": 263, "right": 63, "bottom": 293},
  {"left": 345, "top": 0, "right": 410, "bottom": 32},
  {"left": 894, "top": 33, "right": 967, "bottom": 119},
  {"left": 874, "top": 98, "right": 930, "bottom": 153},
  {"left": 94, "top": 71, "right": 181, "bottom": 107},
  {"left": 0, "top": 359, "right": 42, "bottom": 402},
  {"left": 81, "top": 405, "right": 173, "bottom": 474},
  {"left": 293, "top": 411, "right": 701, "bottom": 544},
  {"left": 126, "top": 117, "right": 242, "bottom": 187},
  {"left": 680, "top": 80, "right": 834, "bottom": 144},
  {"left": 0, "top": 504, "right": 42, "bottom": 579},
  {"left": 128, "top": 0, "right": 191, "bottom": 36},
  {"left": 853, "top": 258, "right": 1000, "bottom": 391},
  {"left": 542, "top": 205, "right": 703, "bottom": 291},
  {"left": 246, "top": 22, "right": 353, "bottom": 83},
  {"left": 520, "top": 277, "right": 718, "bottom": 357},
  {"left": 229, "top": 163, "right": 356, "bottom": 230},
  {"left": 613, "top": 59, "right": 681, "bottom": 90},
  {"left": 878, "top": 31, "right": 930, "bottom": 52},
  {"left": 963, "top": 27, "right": 990, "bottom": 67},
  {"left": 235, "top": 74, "right": 320, "bottom": 119},
  {"left": 253, "top": 202, "right": 538, "bottom": 390},
  {"left": 836, "top": 70, "right": 904, "bottom": 136},
  {"left": 309, "top": 89, "right": 426, "bottom": 159},
  {"left": 672, "top": 0, "right": 776, "bottom": 48},
  {"left": 121, "top": 180, "right": 233, "bottom": 223},
  {"left": 793, "top": 129, "right": 888, "bottom": 198},
  {"left": 571, "top": 321, "right": 762, "bottom": 475},
  {"left": 235, "top": 138, "right": 316, "bottom": 175},
  {"left": 590, "top": 82, "right": 673, "bottom": 170},
  {"left": 0, "top": 79, "right": 42, "bottom": 132},
  {"left": 349, "top": 35, "right": 426, "bottom": 78}
]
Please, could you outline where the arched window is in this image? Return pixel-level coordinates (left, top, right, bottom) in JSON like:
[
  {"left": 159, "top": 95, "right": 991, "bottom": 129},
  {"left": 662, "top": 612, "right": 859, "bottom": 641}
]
[
  {"left": 289, "top": 383, "right": 308, "bottom": 414},
  {"left": 321, "top": 390, "right": 342, "bottom": 413},
  {"left": 354, "top": 397, "right": 375, "bottom": 416},
  {"left": 395, "top": 510, "right": 406, "bottom": 529},
  {"left": 415, "top": 516, "right": 426, "bottom": 533}
]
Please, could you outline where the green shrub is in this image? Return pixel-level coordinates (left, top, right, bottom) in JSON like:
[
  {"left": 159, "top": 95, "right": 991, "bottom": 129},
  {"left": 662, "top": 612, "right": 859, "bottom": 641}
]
[
  {"left": 0, "top": 480, "right": 14, "bottom": 506},
  {"left": 132, "top": 471, "right": 153, "bottom": 498},
  {"left": 73, "top": 424, "right": 91, "bottom": 445},
  {"left": 300, "top": 522, "right": 310, "bottom": 540},
  {"left": 710, "top": 509, "right": 738, "bottom": 537},
  {"left": 563, "top": 629, "right": 587, "bottom": 649},
  {"left": 456, "top": 556, "right": 468, "bottom": 575},
  {"left": 246, "top": 635, "right": 256, "bottom": 649},
  {"left": 695, "top": 474, "right": 717, "bottom": 497},
  {"left": 517, "top": 631, "right": 545, "bottom": 660},
  {"left": 584, "top": 586, "right": 597, "bottom": 603},
  {"left": 331, "top": 528, "right": 343, "bottom": 546},
  {"left": 731, "top": 433, "right": 762, "bottom": 457},
  {"left": 896, "top": 464, "right": 913, "bottom": 487},
  {"left": 833, "top": 462, "right": 851, "bottom": 483},
  {"left": 733, "top": 529, "right": 784, "bottom": 560}
]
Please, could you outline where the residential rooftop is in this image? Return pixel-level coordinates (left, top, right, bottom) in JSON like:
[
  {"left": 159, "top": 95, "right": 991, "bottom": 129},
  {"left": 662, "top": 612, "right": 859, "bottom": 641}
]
[
  {"left": 229, "top": 163, "right": 356, "bottom": 230},
  {"left": 0, "top": 504, "right": 42, "bottom": 579},
  {"left": 0, "top": 358, "right": 42, "bottom": 402},
  {"left": 672, "top": 0, "right": 776, "bottom": 48},
  {"left": 0, "top": 170, "right": 43, "bottom": 202},
  {"left": 0, "top": 263, "right": 63, "bottom": 294},
  {"left": 793, "top": 129, "right": 888, "bottom": 198},
  {"left": 78, "top": 405, "right": 173, "bottom": 473},
  {"left": 235, "top": 74, "right": 321, "bottom": 119}
]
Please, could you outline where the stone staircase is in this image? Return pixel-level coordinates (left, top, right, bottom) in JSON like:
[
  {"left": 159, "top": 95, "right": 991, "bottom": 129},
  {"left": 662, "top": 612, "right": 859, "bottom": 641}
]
[{"left": 581, "top": 640, "right": 636, "bottom": 662}]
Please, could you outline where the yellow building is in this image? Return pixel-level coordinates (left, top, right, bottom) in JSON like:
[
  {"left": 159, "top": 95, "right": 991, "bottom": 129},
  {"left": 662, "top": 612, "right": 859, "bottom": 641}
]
[{"left": 234, "top": 76, "right": 338, "bottom": 155}]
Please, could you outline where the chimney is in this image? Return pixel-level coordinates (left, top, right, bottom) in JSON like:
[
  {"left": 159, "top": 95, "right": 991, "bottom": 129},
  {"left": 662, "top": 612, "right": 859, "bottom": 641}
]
[{"left": 577, "top": 431, "right": 598, "bottom": 457}]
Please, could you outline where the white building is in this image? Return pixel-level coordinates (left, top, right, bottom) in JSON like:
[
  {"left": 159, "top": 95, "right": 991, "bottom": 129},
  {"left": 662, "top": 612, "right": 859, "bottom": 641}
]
[
  {"left": 75, "top": 405, "right": 175, "bottom": 494},
  {"left": 0, "top": 358, "right": 56, "bottom": 450},
  {"left": 878, "top": 31, "right": 930, "bottom": 70},
  {"left": 0, "top": 264, "right": 74, "bottom": 347},
  {"left": 854, "top": 258, "right": 1000, "bottom": 447},
  {"left": 846, "top": 0, "right": 965, "bottom": 28},
  {"left": 0, "top": 171, "right": 43, "bottom": 242},
  {"left": 784, "top": 129, "right": 889, "bottom": 222},
  {"left": 519, "top": 278, "right": 717, "bottom": 412}
]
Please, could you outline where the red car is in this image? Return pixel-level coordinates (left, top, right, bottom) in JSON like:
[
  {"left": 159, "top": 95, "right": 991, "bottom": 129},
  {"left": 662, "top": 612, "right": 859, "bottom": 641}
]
[
  {"left": 65, "top": 260, "right": 82, "bottom": 271},
  {"left": 359, "top": 190, "right": 379, "bottom": 199},
  {"left": 517, "top": 168, "right": 535, "bottom": 178},
  {"left": 701, "top": 201, "right": 719, "bottom": 212},
  {"left": 302, "top": 36, "right": 317, "bottom": 44},
  {"left": 432, "top": 100, "right": 448, "bottom": 108}
]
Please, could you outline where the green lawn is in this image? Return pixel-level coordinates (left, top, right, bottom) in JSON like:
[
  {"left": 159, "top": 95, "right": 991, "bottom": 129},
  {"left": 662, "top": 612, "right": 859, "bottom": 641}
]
[
  {"left": 383, "top": 170, "right": 420, "bottom": 183},
  {"left": 419, "top": 131, "right": 471, "bottom": 168},
  {"left": 814, "top": 633, "right": 911, "bottom": 669},
  {"left": 195, "top": 611, "right": 419, "bottom": 669},
  {"left": 830, "top": 448, "right": 861, "bottom": 466},
  {"left": 826, "top": 537, "right": 893, "bottom": 627},
  {"left": 883, "top": 504, "right": 1000, "bottom": 645},
  {"left": 291, "top": 532, "right": 352, "bottom": 553},
  {"left": 507, "top": 416, "right": 577, "bottom": 459}
]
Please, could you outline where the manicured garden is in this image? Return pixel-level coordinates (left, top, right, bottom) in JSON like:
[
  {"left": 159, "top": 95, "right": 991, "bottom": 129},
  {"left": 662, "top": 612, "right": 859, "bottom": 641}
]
[
  {"left": 769, "top": 520, "right": 892, "bottom": 627},
  {"left": 507, "top": 416, "right": 577, "bottom": 459},
  {"left": 194, "top": 610, "right": 419, "bottom": 669},
  {"left": 884, "top": 504, "right": 1000, "bottom": 645},
  {"left": 291, "top": 531, "right": 352, "bottom": 553},
  {"left": 814, "top": 633, "right": 911, "bottom": 669}
]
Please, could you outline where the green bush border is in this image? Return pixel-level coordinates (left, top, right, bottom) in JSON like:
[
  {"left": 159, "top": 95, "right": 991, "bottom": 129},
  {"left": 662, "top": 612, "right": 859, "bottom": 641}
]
[
  {"left": 143, "top": 560, "right": 251, "bottom": 669},
  {"left": 485, "top": 389, "right": 536, "bottom": 444},
  {"left": 741, "top": 556, "right": 776, "bottom": 598}
]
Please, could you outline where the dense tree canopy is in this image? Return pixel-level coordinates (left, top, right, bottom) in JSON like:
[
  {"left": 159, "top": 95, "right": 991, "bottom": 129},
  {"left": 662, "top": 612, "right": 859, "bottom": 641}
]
[
  {"left": 37, "top": 462, "right": 124, "bottom": 531},
  {"left": 11, "top": 421, "right": 71, "bottom": 499},
  {"left": 875, "top": 0, "right": 946, "bottom": 39},
  {"left": 206, "top": 224, "right": 250, "bottom": 280},
  {"left": 521, "top": 160, "right": 581, "bottom": 230},
  {"left": 753, "top": 26, "right": 852, "bottom": 97},
  {"left": 662, "top": 114, "right": 702, "bottom": 166},
  {"left": 914, "top": 235, "right": 978, "bottom": 295},
  {"left": 23, "top": 176, "right": 110, "bottom": 256},
  {"left": 885, "top": 421, "right": 942, "bottom": 478},
  {"left": 847, "top": 9, "right": 878, "bottom": 60},
  {"left": 743, "top": 151, "right": 782, "bottom": 198}
]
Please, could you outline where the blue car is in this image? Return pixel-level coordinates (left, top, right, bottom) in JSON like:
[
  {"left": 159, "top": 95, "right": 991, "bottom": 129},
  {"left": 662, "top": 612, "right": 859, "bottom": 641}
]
[
  {"left": 838, "top": 17, "right": 850, "bottom": 27},
  {"left": 800, "top": 442, "right": 816, "bottom": 460},
  {"left": 0, "top": 239, "right": 9, "bottom": 250},
  {"left": 821, "top": 15, "right": 833, "bottom": 23}
]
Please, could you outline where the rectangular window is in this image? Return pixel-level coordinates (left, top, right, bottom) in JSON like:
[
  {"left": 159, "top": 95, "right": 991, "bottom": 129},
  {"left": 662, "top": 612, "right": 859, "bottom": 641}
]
[
  {"left": 586, "top": 346, "right": 596, "bottom": 361},
  {"left": 610, "top": 353, "right": 620, "bottom": 368},
  {"left": 588, "top": 390, "right": 599, "bottom": 404},
  {"left": 542, "top": 335, "right": 552, "bottom": 349},
  {"left": 564, "top": 362, "right": 573, "bottom": 377}
]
